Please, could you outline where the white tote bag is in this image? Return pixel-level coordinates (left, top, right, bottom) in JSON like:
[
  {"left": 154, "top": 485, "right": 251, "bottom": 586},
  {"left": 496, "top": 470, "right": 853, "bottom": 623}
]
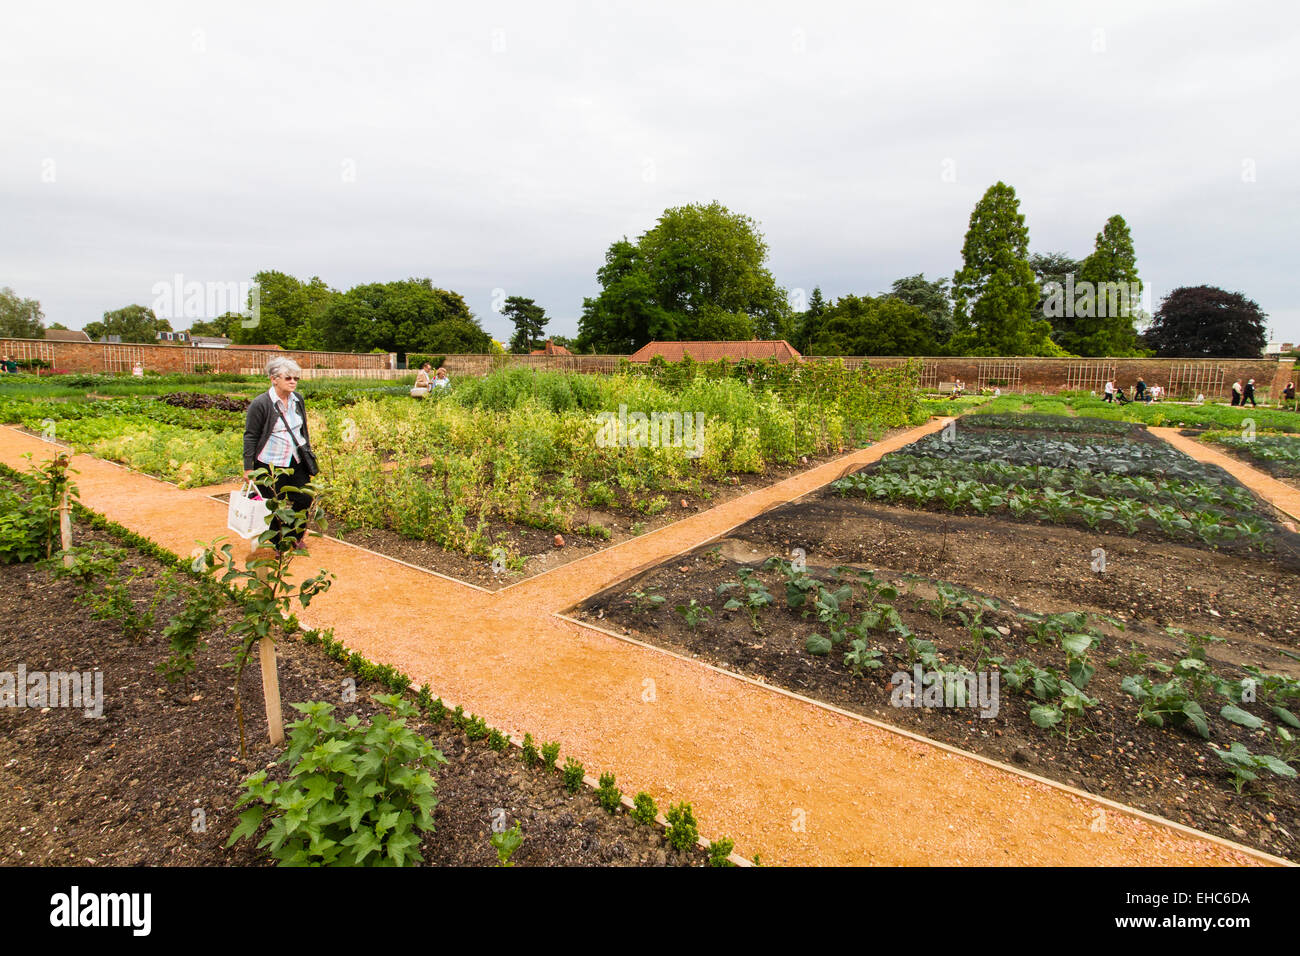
[{"left": 227, "top": 481, "right": 272, "bottom": 539}]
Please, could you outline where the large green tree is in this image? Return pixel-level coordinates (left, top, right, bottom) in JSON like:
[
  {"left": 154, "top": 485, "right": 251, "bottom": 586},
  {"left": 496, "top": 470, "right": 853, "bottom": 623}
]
[
  {"left": 793, "top": 286, "right": 828, "bottom": 352},
  {"left": 0, "top": 287, "right": 44, "bottom": 338},
  {"left": 576, "top": 201, "right": 790, "bottom": 352},
  {"left": 886, "top": 274, "right": 954, "bottom": 350},
  {"left": 806, "top": 296, "right": 938, "bottom": 356},
  {"left": 949, "top": 182, "right": 1060, "bottom": 356},
  {"left": 231, "top": 271, "right": 337, "bottom": 349},
  {"left": 1060, "top": 215, "right": 1144, "bottom": 356},
  {"left": 1030, "top": 251, "right": 1083, "bottom": 345},
  {"left": 84, "top": 304, "right": 171, "bottom": 343},
  {"left": 1143, "top": 286, "right": 1267, "bottom": 357},
  {"left": 188, "top": 312, "right": 244, "bottom": 338},
  {"left": 503, "top": 296, "right": 550, "bottom": 353},
  {"left": 318, "top": 278, "right": 491, "bottom": 354}
]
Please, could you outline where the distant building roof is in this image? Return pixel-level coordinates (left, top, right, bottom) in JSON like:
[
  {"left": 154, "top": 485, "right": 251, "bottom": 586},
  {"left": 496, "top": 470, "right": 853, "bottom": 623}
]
[
  {"left": 190, "top": 335, "right": 232, "bottom": 346},
  {"left": 43, "top": 329, "right": 91, "bottom": 342},
  {"left": 530, "top": 339, "right": 572, "bottom": 356},
  {"left": 628, "top": 340, "right": 803, "bottom": 363}
]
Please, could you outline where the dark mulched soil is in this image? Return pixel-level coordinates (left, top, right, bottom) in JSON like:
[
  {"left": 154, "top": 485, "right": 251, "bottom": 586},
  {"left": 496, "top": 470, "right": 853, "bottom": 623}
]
[
  {"left": 578, "top": 485, "right": 1300, "bottom": 862},
  {"left": 0, "top": 528, "right": 706, "bottom": 867}
]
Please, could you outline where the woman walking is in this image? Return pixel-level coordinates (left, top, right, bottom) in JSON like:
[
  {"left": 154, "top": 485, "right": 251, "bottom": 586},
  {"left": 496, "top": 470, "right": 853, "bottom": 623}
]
[{"left": 243, "top": 357, "right": 317, "bottom": 553}]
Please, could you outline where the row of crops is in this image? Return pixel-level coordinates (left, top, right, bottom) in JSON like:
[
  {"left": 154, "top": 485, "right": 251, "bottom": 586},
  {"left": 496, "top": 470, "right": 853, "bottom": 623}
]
[
  {"left": 688, "top": 561, "right": 1299, "bottom": 791},
  {"left": 1202, "top": 431, "right": 1300, "bottom": 479},
  {"left": 0, "top": 365, "right": 925, "bottom": 563},
  {"left": 834, "top": 414, "right": 1286, "bottom": 549}
]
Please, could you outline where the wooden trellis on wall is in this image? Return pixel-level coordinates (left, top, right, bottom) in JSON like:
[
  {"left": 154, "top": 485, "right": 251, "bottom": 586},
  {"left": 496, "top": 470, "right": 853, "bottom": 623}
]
[
  {"left": 1064, "top": 362, "right": 1117, "bottom": 394},
  {"left": 5, "top": 341, "right": 55, "bottom": 366},
  {"left": 103, "top": 345, "right": 146, "bottom": 372},
  {"left": 1164, "top": 363, "right": 1227, "bottom": 400},
  {"left": 976, "top": 361, "right": 1022, "bottom": 392}
]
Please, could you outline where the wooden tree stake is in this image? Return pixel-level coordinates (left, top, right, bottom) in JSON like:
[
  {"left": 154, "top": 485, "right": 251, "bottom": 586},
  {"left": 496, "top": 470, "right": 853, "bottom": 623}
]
[
  {"left": 259, "top": 636, "right": 284, "bottom": 746},
  {"left": 59, "top": 487, "right": 72, "bottom": 568}
]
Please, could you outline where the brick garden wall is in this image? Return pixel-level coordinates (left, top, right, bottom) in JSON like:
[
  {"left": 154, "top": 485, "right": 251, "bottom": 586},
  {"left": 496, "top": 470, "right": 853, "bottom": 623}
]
[
  {"left": 4, "top": 338, "right": 1290, "bottom": 402},
  {"left": 0, "top": 339, "right": 389, "bottom": 375}
]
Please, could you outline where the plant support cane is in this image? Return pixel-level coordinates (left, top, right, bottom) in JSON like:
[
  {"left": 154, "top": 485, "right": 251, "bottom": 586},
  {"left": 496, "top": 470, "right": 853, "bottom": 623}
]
[{"left": 260, "top": 634, "right": 284, "bottom": 745}]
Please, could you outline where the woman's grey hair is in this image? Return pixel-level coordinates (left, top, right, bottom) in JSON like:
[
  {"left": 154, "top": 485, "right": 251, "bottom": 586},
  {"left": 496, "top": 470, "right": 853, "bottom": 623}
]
[{"left": 266, "top": 357, "right": 304, "bottom": 380}]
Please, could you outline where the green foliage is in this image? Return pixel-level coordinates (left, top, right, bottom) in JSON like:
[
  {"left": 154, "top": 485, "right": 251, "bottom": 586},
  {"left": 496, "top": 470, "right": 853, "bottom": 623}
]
[
  {"left": 0, "top": 286, "right": 45, "bottom": 338},
  {"left": 629, "top": 587, "right": 666, "bottom": 614},
  {"left": 225, "top": 695, "right": 447, "bottom": 866},
  {"left": 596, "top": 772, "right": 621, "bottom": 813},
  {"left": 562, "top": 757, "right": 585, "bottom": 793},
  {"left": 1144, "top": 286, "right": 1267, "bottom": 358},
  {"left": 157, "top": 577, "right": 225, "bottom": 687},
  {"left": 807, "top": 295, "right": 938, "bottom": 356},
  {"left": 576, "top": 201, "right": 791, "bottom": 351},
  {"left": 504, "top": 296, "right": 550, "bottom": 353},
  {"left": 490, "top": 823, "right": 524, "bottom": 866},
  {"left": 718, "top": 566, "right": 775, "bottom": 632},
  {"left": 708, "top": 837, "right": 736, "bottom": 867},
  {"left": 521, "top": 733, "right": 540, "bottom": 768},
  {"left": 1121, "top": 675, "right": 1209, "bottom": 738},
  {"left": 84, "top": 303, "right": 171, "bottom": 344},
  {"left": 488, "top": 728, "right": 510, "bottom": 752},
  {"left": 540, "top": 740, "right": 561, "bottom": 771},
  {"left": 950, "top": 182, "right": 1061, "bottom": 357},
  {"left": 463, "top": 714, "right": 489, "bottom": 740},
  {"left": 674, "top": 598, "right": 712, "bottom": 629},
  {"left": 631, "top": 791, "right": 658, "bottom": 825},
  {"left": 664, "top": 802, "right": 699, "bottom": 853},
  {"left": 1212, "top": 742, "right": 1297, "bottom": 794}
]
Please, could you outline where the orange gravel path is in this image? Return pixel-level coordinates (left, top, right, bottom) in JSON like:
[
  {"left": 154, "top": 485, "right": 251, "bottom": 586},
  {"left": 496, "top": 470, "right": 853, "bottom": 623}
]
[
  {"left": 1151, "top": 427, "right": 1300, "bottom": 521},
  {"left": 2, "top": 423, "right": 1284, "bottom": 867}
]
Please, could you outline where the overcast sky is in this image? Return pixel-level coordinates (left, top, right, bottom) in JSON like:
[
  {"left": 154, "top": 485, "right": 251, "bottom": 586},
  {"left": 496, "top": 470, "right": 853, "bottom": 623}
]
[{"left": 4, "top": 1, "right": 1298, "bottom": 346}]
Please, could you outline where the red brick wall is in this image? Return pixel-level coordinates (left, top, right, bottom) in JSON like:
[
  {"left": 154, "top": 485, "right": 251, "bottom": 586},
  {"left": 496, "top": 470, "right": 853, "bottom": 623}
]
[{"left": 0, "top": 339, "right": 388, "bottom": 374}]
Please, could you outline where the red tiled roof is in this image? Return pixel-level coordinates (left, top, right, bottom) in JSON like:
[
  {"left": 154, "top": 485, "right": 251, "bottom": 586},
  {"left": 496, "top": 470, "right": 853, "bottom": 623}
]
[
  {"left": 530, "top": 339, "right": 573, "bottom": 356},
  {"left": 628, "top": 340, "right": 803, "bottom": 363},
  {"left": 43, "top": 329, "right": 91, "bottom": 342}
]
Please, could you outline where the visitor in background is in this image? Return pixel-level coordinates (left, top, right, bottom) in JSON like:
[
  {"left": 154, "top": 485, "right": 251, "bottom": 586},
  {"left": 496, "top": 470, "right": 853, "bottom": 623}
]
[
  {"left": 1284, "top": 381, "right": 1296, "bottom": 411},
  {"left": 1103, "top": 380, "right": 1114, "bottom": 402},
  {"left": 411, "top": 362, "right": 431, "bottom": 398},
  {"left": 1242, "top": 379, "right": 1257, "bottom": 407},
  {"left": 1, "top": 355, "right": 15, "bottom": 374},
  {"left": 1150, "top": 383, "right": 1163, "bottom": 402},
  {"left": 433, "top": 367, "right": 450, "bottom": 390},
  {"left": 1231, "top": 380, "right": 1242, "bottom": 406},
  {"left": 132, "top": 361, "right": 144, "bottom": 378},
  {"left": 243, "top": 357, "right": 316, "bottom": 555},
  {"left": 1135, "top": 378, "right": 1148, "bottom": 402}
]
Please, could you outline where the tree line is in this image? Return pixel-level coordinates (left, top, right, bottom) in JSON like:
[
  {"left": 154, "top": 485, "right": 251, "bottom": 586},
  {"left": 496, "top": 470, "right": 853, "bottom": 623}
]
[{"left": 0, "top": 185, "right": 1273, "bottom": 357}]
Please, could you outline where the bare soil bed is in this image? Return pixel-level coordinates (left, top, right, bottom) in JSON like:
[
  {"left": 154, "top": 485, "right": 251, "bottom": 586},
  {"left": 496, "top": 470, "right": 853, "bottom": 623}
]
[
  {"left": 576, "top": 485, "right": 1300, "bottom": 862},
  {"left": 0, "top": 527, "right": 704, "bottom": 867}
]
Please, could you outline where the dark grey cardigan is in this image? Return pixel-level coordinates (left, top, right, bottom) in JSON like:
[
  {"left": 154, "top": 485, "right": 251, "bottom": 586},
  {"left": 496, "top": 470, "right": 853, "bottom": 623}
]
[{"left": 243, "top": 391, "right": 311, "bottom": 473}]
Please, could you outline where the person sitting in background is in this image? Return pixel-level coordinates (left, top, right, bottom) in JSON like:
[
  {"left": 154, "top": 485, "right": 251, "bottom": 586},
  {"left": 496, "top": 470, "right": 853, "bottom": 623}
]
[
  {"left": 1, "top": 355, "right": 16, "bottom": 374},
  {"left": 410, "top": 362, "right": 431, "bottom": 398},
  {"left": 432, "top": 367, "right": 450, "bottom": 389},
  {"left": 1284, "top": 381, "right": 1296, "bottom": 411}
]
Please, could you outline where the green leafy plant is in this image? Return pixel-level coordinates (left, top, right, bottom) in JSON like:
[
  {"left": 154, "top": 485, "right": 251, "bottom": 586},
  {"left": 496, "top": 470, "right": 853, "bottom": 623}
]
[
  {"left": 521, "top": 733, "right": 540, "bottom": 768},
  {"left": 629, "top": 586, "right": 666, "bottom": 614},
  {"left": 488, "top": 728, "right": 510, "bottom": 752},
  {"left": 708, "top": 837, "right": 736, "bottom": 867},
  {"left": 1121, "top": 675, "right": 1209, "bottom": 738},
  {"left": 718, "top": 567, "right": 775, "bottom": 632},
  {"left": 562, "top": 757, "right": 585, "bottom": 793},
  {"left": 674, "top": 599, "right": 713, "bottom": 630},
  {"left": 596, "top": 772, "right": 621, "bottom": 813},
  {"left": 226, "top": 694, "right": 447, "bottom": 866},
  {"left": 540, "top": 740, "right": 561, "bottom": 771},
  {"left": 631, "top": 791, "right": 658, "bottom": 825},
  {"left": 664, "top": 802, "right": 699, "bottom": 853},
  {"left": 157, "top": 576, "right": 225, "bottom": 689},
  {"left": 490, "top": 822, "right": 523, "bottom": 866},
  {"left": 1212, "top": 742, "right": 1297, "bottom": 794},
  {"left": 464, "top": 714, "right": 489, "bottom": 740}
]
